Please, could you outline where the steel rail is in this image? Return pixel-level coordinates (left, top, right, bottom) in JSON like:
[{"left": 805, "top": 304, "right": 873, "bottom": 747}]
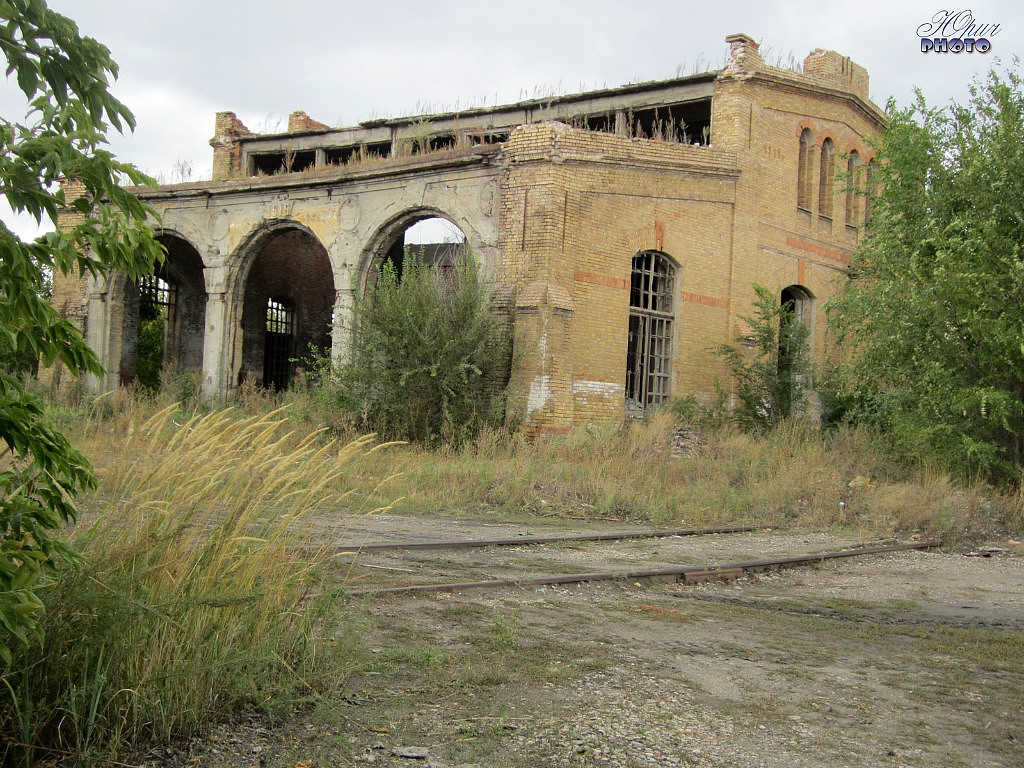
[
  {"left": 348, "top": 540, "right": 941, "bottom": 597},
  {"left": 334, "top": 524, "right": 766, "bottom": 554}
]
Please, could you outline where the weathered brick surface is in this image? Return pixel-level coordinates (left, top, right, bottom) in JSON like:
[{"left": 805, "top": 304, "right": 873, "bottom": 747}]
[{"left": 56, "top": 33, "right": 884, "bottom": 429}]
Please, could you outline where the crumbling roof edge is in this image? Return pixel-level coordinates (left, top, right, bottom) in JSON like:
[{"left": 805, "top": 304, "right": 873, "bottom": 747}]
[
  {"left": 246, "top": 70, "right": 723, "bottom": 140},
  {"left": 130, "top": 145, "right": 502, "bottom": 199}
]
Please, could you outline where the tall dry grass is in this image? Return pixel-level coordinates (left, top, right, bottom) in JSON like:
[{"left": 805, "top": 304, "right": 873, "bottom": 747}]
[
  {"left": 7, "top": 383, "right": 1019, "bottom": 764},
  {"left": 320, "top": 410, "right": 1022, "bottom": 543},
  {"left": 63, "top": 384, "right": 1023, "bottom": 544},
  {"left": 2, "top": 404, "right": 383, "bottom": 767}
]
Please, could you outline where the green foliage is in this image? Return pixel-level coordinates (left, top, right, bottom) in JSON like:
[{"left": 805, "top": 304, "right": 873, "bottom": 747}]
[
  {"left": 135, "top": 297, "right": 165, "bottom": 389},
  {"left": 335, "top": 250, "right": 512, "bottom": 445},
  {"left": 0, "top": 1, "right": 163, "bottom": 662},
  {"left": 828, "top": 67, "right": 1024, "bottom": 482},
  {"left": 714, "top": 284, "right": 811, "bottom": 433}
]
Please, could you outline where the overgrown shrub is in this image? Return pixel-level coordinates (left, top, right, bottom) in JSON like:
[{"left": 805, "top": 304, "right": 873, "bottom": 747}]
[
  {"left": 334, "top": 251, "right": 512, "bottom": 446},
  {"left": 713, "top": 284, "right": 811, "bottom": 433}
]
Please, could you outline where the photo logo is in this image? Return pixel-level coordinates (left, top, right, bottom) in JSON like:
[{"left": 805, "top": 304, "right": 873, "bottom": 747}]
[{"left": 918, "top": 9, "right": 1001, "bottom": 52}]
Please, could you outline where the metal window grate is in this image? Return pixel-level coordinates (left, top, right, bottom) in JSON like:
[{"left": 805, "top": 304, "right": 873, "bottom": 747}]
[
  {"left": 264, "top": 297, "right": 295, "bottom": 390},
  {"left": 266, "top": 297, "right": 294, "bottom": 335},
  {"left": 139, "top": 274, "right": 176, "bottom": 318},
  {"left": 625, "top": 251, "right": 674, "bottom": 411}
]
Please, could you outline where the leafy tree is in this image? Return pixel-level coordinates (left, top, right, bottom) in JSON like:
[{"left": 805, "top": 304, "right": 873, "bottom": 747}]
[
  {"left": 714, "top": 284, "right": 811, "bottom": 433},
  {"left": 828, "top": 67, "right": 1024, "bottom": 481},
  {"left": 336, "top": 250, "right": 511, "bottom": 445},
  {"left": 0, "top": 0, "right": 162, "bottom": 661}
]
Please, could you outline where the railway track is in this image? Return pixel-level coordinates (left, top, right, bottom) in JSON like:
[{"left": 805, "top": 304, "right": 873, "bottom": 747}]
[{"left": 333, "top": 524, "right": 941, "bottom": 597}]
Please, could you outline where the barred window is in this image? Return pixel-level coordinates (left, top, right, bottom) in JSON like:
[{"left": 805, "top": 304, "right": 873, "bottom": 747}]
[
  {"left": 266, "top": 297, "right": 294, "bottom": 334},
  {"left": 139, "top": 274, "right": 176, "bottom": 319},
  {"left": 264, "top": 297, "right": 294, "bottom": 390},
  {"left": 625, "top": 250, "right": 674, "bottom": 412}
]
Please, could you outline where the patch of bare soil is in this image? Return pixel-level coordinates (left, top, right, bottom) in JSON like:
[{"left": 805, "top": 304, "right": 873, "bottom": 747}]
[{"left": 140, "top": 519, "right": 1024, "bottom": 768}]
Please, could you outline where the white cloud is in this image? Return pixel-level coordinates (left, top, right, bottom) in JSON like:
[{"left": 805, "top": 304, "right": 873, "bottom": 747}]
[{"left": 13, "top": 0, "right": 1024, "bottom": 184}]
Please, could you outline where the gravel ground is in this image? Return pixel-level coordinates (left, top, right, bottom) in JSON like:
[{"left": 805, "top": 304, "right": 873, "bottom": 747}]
[{"left": 142, "top": 520, "right": 1024, "bottom": 768}]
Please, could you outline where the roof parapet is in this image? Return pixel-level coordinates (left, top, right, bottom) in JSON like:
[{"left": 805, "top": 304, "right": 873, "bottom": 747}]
[
  {"left": 803, "top": 48, "right": 870, "bottom": 100},
  {"left": 722, "top": 32, "right": 870, "bottom": 101},
  {"left": 724, "top": 33, "right": 765, "bottom": 76}
]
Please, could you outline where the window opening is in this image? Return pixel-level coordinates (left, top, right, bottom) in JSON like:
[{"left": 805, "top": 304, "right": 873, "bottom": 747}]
[
  {"left": 556, "top": 100, "right": 711, "bottom": 144},
  {"left": 249, "top": 149, "right": 316, "bottom": 175},
  {"left": 845, "top": 150, "right": 862, "bottom": 229},
  {"left": 625, "top": 251, "right": 674, "bottom": 412},
  {"left": 797, "top": 128, "right": 815, "bottom": 211},
  {"left": 264, "top": 297, "right": 294, "bottom": 390},
  {"left": 471, "top": 131, "right": 509, "bottom": 146},
  {"left": 818, "top": 138, "right": 836, "bottom": 219},
  {"left": 325, "top": 141, "right": 392, "bottom": 166},
  {"left": 864, "top": 158, "right": 877, "bottom": 223}
]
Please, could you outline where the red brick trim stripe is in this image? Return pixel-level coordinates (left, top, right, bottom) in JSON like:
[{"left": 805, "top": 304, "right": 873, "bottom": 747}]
[
  {"left": 575, "top": 270, "right": 629, "bottom": 290},
  {"left": 680, "top": 291, "right": 728, "bottom": 309},
  {"left": 785, "top": 235, "right": 851, "bottom": 264}
]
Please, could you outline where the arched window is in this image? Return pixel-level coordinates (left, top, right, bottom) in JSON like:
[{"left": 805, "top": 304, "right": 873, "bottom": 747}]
[
  {"left": 864, "top": 158, "right": 878, "bottom": 223},
  {"left": 818, "top": 138, "right": 835, "bottom": 219},
  {"left": 845, "top": 150, "right": 862, "bottom": 228},
  {"left": 625, "top": 250, "right": 674, "bottom": 412},
  {"left": 264, "top": 296, "right": 295, "bottom": 390},
  {"left": 797, "top": 128, "right": 815, "bottom": 211}
]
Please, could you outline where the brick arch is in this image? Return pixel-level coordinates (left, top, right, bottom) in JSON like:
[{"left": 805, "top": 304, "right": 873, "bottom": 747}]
[
  {"left": 844, "top": 140, "right": 868, "bottom": 157},
  {"left": 816, "top": 130, "right": 838, "bottom": 148},
  {"left": 795, "top": 119, "right": 817, "bottom": 138},
  {"left": 228, "top": 218, "right": 328, "bottom": 296},
  {"left": 227, "top": 219, "right": 335, "bottom": 389}
]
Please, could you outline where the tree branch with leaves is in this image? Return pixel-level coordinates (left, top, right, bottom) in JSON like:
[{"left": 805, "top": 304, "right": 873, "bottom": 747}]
[{"left": 0, "top": 0, "right": 163, "bottom": 662}]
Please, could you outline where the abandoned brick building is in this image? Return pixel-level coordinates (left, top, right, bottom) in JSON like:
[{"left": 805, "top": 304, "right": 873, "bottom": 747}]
[{"left": 53, "top": 33, "right": 885, "bottom": 431}]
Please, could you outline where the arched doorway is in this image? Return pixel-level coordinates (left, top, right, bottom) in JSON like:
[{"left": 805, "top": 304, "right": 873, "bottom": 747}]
[
  {"left": 778, "top": 284, "right": 814, "bottom": 417},
  {"left": 237, "top": 226, "right": 335, "bottom": 390},
  {"left": 120, "top": 233, "right": 206, "bottom": 388}
]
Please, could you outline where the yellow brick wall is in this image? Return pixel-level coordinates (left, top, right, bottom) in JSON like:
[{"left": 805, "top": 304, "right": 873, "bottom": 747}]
[{"left": 501, "top": 58, "right": 884, "bottom": 430}]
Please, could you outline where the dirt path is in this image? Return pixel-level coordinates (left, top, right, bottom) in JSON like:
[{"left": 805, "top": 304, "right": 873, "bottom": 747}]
[{"left": 152, "top": 517, "right": 1024, "bottom": 768}]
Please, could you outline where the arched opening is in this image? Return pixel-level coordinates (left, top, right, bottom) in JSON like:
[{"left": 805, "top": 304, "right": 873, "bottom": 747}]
[
  {"left": 238, "top": 226, "right": 334, "bottom": 390},
  {"left": 778, "top": 285, "right": 813, "bottom": 418},
  {"left": 625, "top": 250, "right": 675, "bottom": 414},
  {"left": 864, "top": 157, "right": 878, "bottom": 223},
  {"left": 363, "top": 214, "right": 469, "bottom": 292},
  {"left": 120, "top": 233, "right": 206, "bottom": 388},
  {"left": 818, "top": 138, "right": 836, "bottom": 219},
  {"left": 845, "top": 150, "right": 862, "bottom": 228},
  {"left": 797, "top": 128, "right": 815, "bottom": 212}
]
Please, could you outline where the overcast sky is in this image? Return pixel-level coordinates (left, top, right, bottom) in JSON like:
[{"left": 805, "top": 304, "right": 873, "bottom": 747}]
[{"left": 2, "top": 1, "right": 1021, "bottom": 235}]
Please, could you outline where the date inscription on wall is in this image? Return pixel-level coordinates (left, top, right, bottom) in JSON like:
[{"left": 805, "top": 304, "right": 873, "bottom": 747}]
[{"left": 763, "top": 144, "right": 784, "bottom": 161}]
